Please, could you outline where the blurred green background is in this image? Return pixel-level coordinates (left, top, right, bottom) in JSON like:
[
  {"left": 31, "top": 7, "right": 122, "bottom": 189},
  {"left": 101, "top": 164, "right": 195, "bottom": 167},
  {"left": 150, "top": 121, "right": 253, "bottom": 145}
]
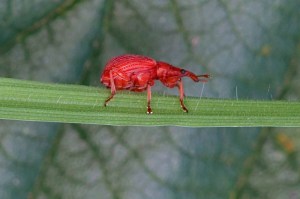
[{"left": 1, "top": 0, "right": 300, "bottom": 198}]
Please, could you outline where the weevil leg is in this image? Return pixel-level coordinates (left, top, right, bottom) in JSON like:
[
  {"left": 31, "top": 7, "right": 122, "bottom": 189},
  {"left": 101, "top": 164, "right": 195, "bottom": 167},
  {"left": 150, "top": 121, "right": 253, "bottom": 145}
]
[
  {"left": 147, "top": 84, "right": 153, "bottom": 114},
  {"left": 178, "top": 80, "right": 188, "bottom": 113},
  {"left": 104, "top": 70, "right": 116, "bottom": 106}
]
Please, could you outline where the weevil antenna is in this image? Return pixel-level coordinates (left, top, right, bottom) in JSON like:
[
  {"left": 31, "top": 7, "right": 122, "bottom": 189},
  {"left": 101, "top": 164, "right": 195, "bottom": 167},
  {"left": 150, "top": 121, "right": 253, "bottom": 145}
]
[{"left": 197, "top": 74, "right": 210, "bottom": 78}]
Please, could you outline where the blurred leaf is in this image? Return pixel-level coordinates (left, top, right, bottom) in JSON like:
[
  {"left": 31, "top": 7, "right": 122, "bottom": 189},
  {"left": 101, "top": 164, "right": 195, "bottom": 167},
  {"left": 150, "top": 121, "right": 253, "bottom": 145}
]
[
  {"left": 0, "top": 0, "right": 300, "bottom": 199},
  {"left": 236, "top": 129, "right": 300, "bottom": 199}
]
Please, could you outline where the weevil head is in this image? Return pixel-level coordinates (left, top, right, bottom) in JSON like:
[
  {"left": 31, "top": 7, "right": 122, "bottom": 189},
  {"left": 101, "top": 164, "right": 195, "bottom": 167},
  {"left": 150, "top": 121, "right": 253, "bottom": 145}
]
[{"left": 156, "top": 61, "right": 210, "bottom": 88}]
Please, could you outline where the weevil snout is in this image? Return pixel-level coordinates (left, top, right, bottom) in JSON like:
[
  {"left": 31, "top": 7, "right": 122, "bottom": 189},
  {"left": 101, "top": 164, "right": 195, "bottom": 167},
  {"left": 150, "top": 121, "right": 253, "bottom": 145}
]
[
  {"left": 197, "top": 74, "right": 210, "bottom": 82},
  {"left": 186, "top": 71, "right": 210, "bottom": 82}
]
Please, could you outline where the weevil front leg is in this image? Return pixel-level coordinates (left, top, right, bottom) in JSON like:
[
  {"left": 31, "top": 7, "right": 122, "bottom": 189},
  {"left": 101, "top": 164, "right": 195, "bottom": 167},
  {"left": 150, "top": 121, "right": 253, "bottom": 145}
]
[
  {"left": 178, "top": 80, "right": 188, "bottom": 113},
  {"left": 147, "top": 84, "right": 153, "bottom": 114},
  {"left": 104, "top": 70, "right": 116, "bottom": 107}
]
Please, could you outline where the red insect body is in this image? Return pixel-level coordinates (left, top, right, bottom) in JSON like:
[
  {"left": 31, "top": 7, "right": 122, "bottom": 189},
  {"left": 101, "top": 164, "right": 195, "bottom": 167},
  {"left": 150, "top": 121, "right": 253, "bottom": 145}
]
[{"left": 100, "top": 54, "right": 210, "bottom": 114}]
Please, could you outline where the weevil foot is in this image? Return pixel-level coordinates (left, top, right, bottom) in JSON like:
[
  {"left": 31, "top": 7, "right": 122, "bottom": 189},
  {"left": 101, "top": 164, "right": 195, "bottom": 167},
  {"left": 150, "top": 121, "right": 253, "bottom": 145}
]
[
  {"left": 147, "top": 107, "right": 153, "bottom": 114},
  {"left": 180, "top": 100, "right": 189, "bottom": 113},
  {"left": 182, "top": 107, "right": 189, "bottom": 113}
]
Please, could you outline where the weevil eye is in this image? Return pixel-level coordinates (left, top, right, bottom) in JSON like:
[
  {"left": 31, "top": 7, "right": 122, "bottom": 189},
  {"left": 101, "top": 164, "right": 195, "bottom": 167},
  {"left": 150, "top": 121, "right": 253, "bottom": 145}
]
[{"left": 180, "top": 69, "right": 186, "bottom": 74}]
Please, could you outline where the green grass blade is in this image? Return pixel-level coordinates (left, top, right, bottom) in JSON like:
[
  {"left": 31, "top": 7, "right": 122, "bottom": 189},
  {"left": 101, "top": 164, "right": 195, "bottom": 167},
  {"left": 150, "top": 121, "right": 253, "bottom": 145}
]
[{"left": 0, "top": 77, "right": 299, "bottom": 127}]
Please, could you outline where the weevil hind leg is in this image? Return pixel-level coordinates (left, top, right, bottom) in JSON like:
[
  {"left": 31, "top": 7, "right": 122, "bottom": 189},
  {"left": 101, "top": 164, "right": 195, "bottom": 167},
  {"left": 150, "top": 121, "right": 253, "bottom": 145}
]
[
  {"left": 147, "top": 84, "right": 153, "bottom": 114},
  {"left": 104, "top": 71, "right": 116, "bottom": 107},
  {"left": 104, "top": 92, "right": 115, "bottom": 107},
  {"left": 178, "top": 80, "right": 188, "bottom": 113}
]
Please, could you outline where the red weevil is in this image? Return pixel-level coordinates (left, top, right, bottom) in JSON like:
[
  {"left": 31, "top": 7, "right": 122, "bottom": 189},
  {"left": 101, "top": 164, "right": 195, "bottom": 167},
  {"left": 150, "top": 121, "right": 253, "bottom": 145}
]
[{"left": 100, "top": 54, "right": 210, "bottom": 114}]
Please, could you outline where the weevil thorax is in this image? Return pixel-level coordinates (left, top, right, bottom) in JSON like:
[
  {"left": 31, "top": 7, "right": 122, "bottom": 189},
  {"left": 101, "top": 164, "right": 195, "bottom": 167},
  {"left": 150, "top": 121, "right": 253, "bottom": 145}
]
[{"left": 156, "top": 61, "right": 200, "bottom": 88}]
